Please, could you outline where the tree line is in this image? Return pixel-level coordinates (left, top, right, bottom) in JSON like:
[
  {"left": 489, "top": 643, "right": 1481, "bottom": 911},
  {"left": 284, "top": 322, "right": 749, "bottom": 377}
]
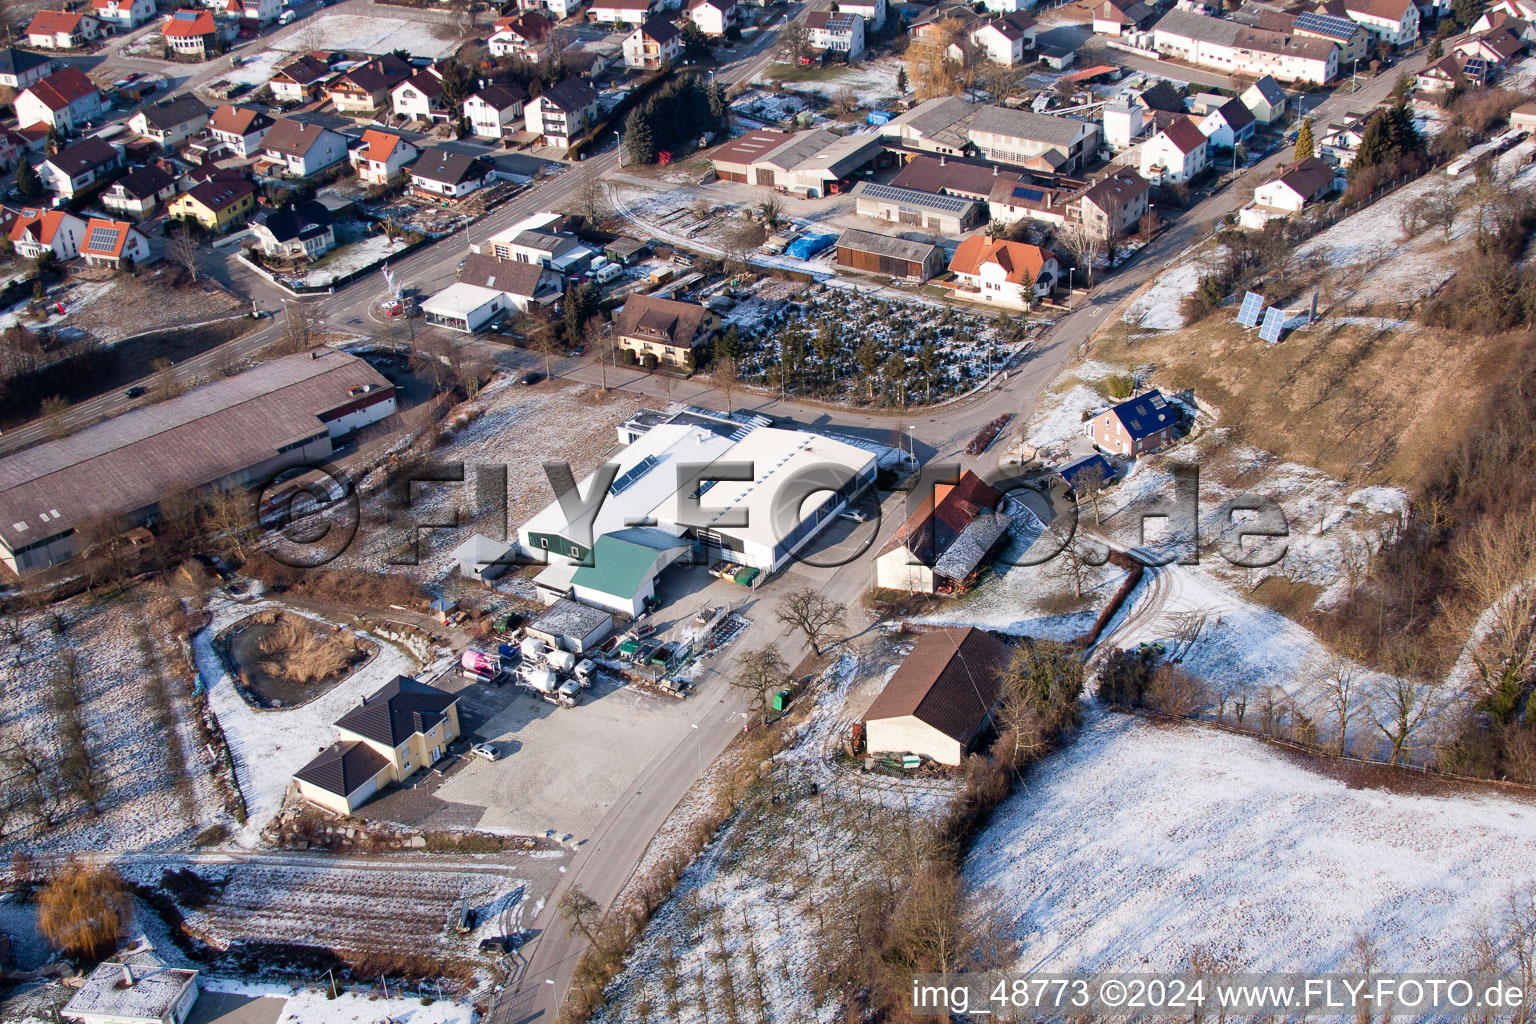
[{"left": 624, "top": 75, "right": 730, "bottom": 166}]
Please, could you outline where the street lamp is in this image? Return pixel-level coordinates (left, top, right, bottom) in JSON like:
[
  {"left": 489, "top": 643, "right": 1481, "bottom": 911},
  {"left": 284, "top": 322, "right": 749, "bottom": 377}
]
[
  {"left": 1067, "top": 266, "right": 1075, "bottom": 307},
  {"left": 691, "top": 722, "right": 702, "bottom": 774}
]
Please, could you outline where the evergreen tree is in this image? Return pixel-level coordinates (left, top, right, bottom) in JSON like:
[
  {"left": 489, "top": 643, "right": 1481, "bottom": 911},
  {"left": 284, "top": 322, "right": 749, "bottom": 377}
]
[
  {"left": 1294, "top": 117, "right": 1314, "bottom": 161},
  {"left": 624, "top": 109, "right": 657, "bottom": 164},
  {"left": 1428, "top": 35, "right": 1443, "bottom": 58},
  {"left": 1451, "top": 0, "right": 1482, "bottom": 28},
  {"left": 44, "top": 126, "right": 60, "bottom": 156},
  {"left": 1349, "top": 103, "right": 1421, "bottom": 179},
  {"left": 680, "top": 21, "right": 710, "bottom": 62},
  {"left": 896, "top": 65, "right": 908, "bottom": 93},
  {"left": 14, "top": 155, "right": 41, "bottom": 201},
  {"left": 716, "top": 324, "right": 741, "bottom": 360},
  {"left": 707, "top": 80, "right": 729, "bottom": 131}
]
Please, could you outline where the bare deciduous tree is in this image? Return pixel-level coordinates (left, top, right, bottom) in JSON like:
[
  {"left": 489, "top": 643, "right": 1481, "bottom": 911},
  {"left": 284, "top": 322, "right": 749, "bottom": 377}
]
[
  {"left": 558, "top": 885, "right": 603, "bottom": 945},
  {"left": 775, "top": 588, "right": 846, "bottom": 656},
  {"left": 713, "top": 356, "right": 739, "bottom": 413},
  {"left": 168, "top": 226, "right": 200, "bottom": 282},
  {"left": 1370, "top": 647, "right": 1439, "bottom": 764},
  {"left": 1316, "top": 648, "right": 1367, "bottom": 755},
  {"left": 732, "top": 646, "right": 788, "bottom": 720}
]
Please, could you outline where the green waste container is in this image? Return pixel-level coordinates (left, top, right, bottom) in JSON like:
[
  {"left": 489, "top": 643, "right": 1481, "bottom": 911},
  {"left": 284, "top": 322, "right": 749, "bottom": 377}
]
[{"left": 772, "top": 690, "right": 790, "bottom": 712}]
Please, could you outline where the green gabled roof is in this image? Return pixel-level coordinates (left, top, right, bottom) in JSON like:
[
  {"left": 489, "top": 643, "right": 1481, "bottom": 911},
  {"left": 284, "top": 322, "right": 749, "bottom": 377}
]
[{"left": 570, "top": 531, "right": 687, "bottom": 599}]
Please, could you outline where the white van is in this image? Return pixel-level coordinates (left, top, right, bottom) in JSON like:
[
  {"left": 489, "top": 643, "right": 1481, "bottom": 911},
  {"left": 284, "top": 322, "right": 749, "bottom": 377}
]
[{"left": 279, "top": 8, "right": 297, "bottom": 23}]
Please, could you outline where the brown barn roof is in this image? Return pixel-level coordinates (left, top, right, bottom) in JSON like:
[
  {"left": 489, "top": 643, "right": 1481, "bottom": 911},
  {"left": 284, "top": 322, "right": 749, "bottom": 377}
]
[{"left": 863, "top": 627, "right": 1011, "bottom": 746}]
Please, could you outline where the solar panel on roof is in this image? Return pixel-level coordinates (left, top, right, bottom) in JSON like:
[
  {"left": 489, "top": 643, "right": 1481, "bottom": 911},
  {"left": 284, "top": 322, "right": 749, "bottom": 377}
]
[
  {"left": 1011, "top": 186, "right": 1046, "bottom": 202},
  {"left": 1258, "top": 306, "right": 1286, "bottom": 344},
  {"left": 1293, "top": 11, "right": 1357, "bottom": 38},
  {"left": 857, "top": 182, "right": 970, "bottom": 214},
  {"left": 610, "top": 454, "right": 659, "bottom": 496},
  {"left": 1236, "top": 290, "right": 1265, "bottom": 327},
  {"left": 85, "top": 225, "right": 119, "bottom": 252}
]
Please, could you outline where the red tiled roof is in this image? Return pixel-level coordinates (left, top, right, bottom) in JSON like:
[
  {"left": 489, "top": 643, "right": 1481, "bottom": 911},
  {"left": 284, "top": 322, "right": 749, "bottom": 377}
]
[
  {"left": 948, "top": 235, "right": 1053, "bottom": 286},
  {"left": 10, "top": 206, "right": 73, "bottom": 245},
  {"left": 1159, "top": 116, "right": 1208, "bottom": 155},
  {"left": 22, "top": 66, "right": 99, "bottom": 111},
  {"left": 161, "top": 8, "right": 216, "bottom": 37},
  {"left": 27, "top": 10, "right": 88, "bottom": 36},
  {"left": 81, "top": 218, "right": 136, "bottom": 258}
]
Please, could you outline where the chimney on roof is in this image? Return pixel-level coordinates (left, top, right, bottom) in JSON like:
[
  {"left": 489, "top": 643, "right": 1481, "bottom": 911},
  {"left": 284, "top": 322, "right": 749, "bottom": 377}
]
[
  {"left": 939, "top": 155, "right": 945, "bottom": 165},
  {"left": 121, "top": 962, "right": 136, "bottom": 987}
]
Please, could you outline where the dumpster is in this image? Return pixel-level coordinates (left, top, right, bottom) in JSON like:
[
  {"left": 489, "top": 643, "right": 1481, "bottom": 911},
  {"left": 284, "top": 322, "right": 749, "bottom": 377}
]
[{"left": 772, "top": 690, "right": 790, "bottom": 712}]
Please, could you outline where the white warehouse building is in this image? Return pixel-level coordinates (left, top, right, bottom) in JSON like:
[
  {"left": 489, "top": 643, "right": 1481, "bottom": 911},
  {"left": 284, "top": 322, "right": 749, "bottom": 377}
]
[{"left": 518, "top": 412, "right": 877, "bottom": 613}]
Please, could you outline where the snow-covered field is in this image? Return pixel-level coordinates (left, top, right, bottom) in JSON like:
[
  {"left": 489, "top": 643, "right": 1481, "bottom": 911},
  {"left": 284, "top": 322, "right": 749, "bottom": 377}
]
[
  {"left": 192, "top": 597, "right": 426, "bottom": 840},
  {"left": 1122, "top": 260, "right": 1202, "bottom": 330},
  {"left": 968, "top": 711, "right": 1536, "bottom": 974},
  {"left": 225, "top": 14, "right": 461, "bottom": 88},
  {"left": 759, "top": 57, "right": 904, "bottom": 107},
  {"left": 273, "top": 233, "right": 409, "bottom": 289}
]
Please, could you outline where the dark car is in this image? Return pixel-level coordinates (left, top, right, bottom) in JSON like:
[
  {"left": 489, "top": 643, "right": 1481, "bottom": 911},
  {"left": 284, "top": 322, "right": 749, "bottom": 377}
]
[
  {"left": 520, "top": 372, "right": 542, "bottom": 385},
  {"left": 124, "top": 386, "right": 147, "bottom": 399}
]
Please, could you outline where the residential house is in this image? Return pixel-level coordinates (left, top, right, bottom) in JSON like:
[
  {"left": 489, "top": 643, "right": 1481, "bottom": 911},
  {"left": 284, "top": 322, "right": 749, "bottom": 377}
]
[
  {"left": 391, "top": 65, "right": 449, "bottom": 123},
  {"left": 589, "top": 0, "right": 655, "bottom": 25},
  {"left": 1151, "top": 9, "right": 1339, "bottom": 83},
  {"left": 623, "top": 17, "right": 682, "bottom": 67},
  {"left": 458, "top": 252, "right": 561, "bottom": 311},
  {"left": 0, "top": 48, "right": 53, "bottom": 90},
  {"left": 1134, "top": 79, "right": 1186, "bottom": 114},
  {"left": 91, "top": 0, "right": 157, "bottom": 29},
  {"left": 1082, "top": 0, "right": 1154, "bottom": 34},
  {"left": 909, "top": 5, "right": 984, "bottom": 54},
  {"left": 259, "top": 118, "right": 348, "bottom": 177},
  {"left": 1239, "top": 155, "right": 1337, "bottom": 227},
  {"left": 1318, "top": 111, "right": 1368, "bottom": 164},
  {"left": 1138, "top": 117, "right": 1209, "bottom": 183},
  {"left": 328, "top": 54, "right": 411, "bottom": 113},
  {"left": 16, "top": 67, "right": 108, "bottom": 133},
  {"left": 161, "top": 9, "right": 230, "bottom": 59},
  {"left": 349, "top": 127, "right": 418, "bottom": 183},
  {"left": 9, "top": 207, "right": 85, "bottom": 260},
  {"left": 1288, "top": 9, "right": 1369, "bottom": 62},
  {"left": 687, "top": 0, "right": 736, "bottom": 34},
  {"left": 524, "top": 77, "right": 598, "bottom": 149},
  {"left": 128, "top": 94, "right": 211, "bottom": 150},
  {"left": 1333, "top": 0, "right": 1418, "bottom": 45},
  {"left": 969, "top": 12, "right": 1036, "bottom": 65},
  {"left": 1087, "top": 388, "right": 1181, "bottom": 456},
  {"left": 834, "top": 228, "right": 945, "bottom": 281},
  {"left": 269, "top": 55, "right": 334, "bottom": 103},
  {"left": 490, "top": 11, "right": 557, "bottom": 56},
  {"left": 64, "top": 954, "right": 200, "bottom": 1024},
  {"left": 980, "top": 0, "right": 1033, "bottom": 12},
  {"left": 986, "top": 176, "right": 1070, "bottom": 227},
  {"left": 1199, "top": 96, "right": 1256, "bottom": 149},
  {"left": 0, "top": 131, "right": 20, "bottom": 171},
  {"left": 1512, "top": 100, "right": 1536, "bottom": 132},
  {"left": 874, "top": 471, "right": 1010, "bottom": 594},
  {"left": 514, "top": 0, "right": 577, "bottom": 18},
  {"left": 409, "top": 149, "right": 488, "bottom": 199},
  {"left": 1077, "top": 169, "right": 1150, "bottom": 240},
  {"left": 807, "top": 10, "right": 867, "bottom": 59},
  {"left": 947, "top": 234, "right": 1057, "bottom": 308},
  {"left": 79, "top": 217, "right": 150, "bottom": 268},
  {"left": 222, "top": 0, "right": 280, "bottom": 25},
  {"left": 1453, "top": 25, "right": 1526, "bottom": 63},
  {"left": 207, "top": 104, "right": 273, "bottom": 157},
  {"left": 26, "top": 10, "right": 101, "bottom": 49},
  {"left": 613, "top": 293, "right": 720, "bottom": 366},
  {"left": 167, "top": 176, "right": 257, "bottom": 231},
  {"left": 480, "top": 214, "right": 594, "bottom": 272},
  {"left": 1240, "top": 75, "right": 1290, "bottom": 123},
  {"left": 1415, "top": 52, "right": 1481, "bottom": 92},
  {"left": 38, "top": 137, "right": 123, "bottom": 197},
  {"left": 1102, "top": 102, "right": 1147, "bottom": 149},
  {"left": 464, "top": 84, "right": 528, "bottom": 140},
  {"left": 294, "top": 676, "right": 461, "bottom": 814},
  {"left": 862, "top": 626, "right": 1011, "bottom": 765},
  {"left": 839, "top": 0, "right": 886, "bottom": 29},
  {"left": 251, "top": 200, "right": 335, "bottom": 260},
  {"left": 101, "top": 163, "right": 177, "bottom": 218}
]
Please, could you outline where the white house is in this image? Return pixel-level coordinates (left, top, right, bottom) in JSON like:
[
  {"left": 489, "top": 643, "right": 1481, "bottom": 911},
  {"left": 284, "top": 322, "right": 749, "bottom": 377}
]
[
  {"left": 91, "top": 0, "right": 156, "bottom": 28},
  {"left": 1338, "top": 0, "right": 1418, "bottom": 46},
  {"left": 1240, "top": 75, "right": 1289, "bottom": 124},
  {"left": 128, "top": 94, "right": 211, "bottom": 150},
  {"left": 223, "top": 0, "right": 280, "bottom": 24},
  {"left": 101, "top": 164, "right": 177, "bottom": 218},
  {"left": 26, "top": 10, "right": 101, "bottom": 49},
  {"left": 16, "top": 67, "right": 108, "bottom": 133},
  {"left": 251, "top": 200, "right": 335, "bottom": 260},
  {"left": 464, "top": 84, "right": 527, "bottom": 140},
  {"left": 8, "top": 207, "right": 85, "bottom": 260},
  {"left": 458, "top": 252, "right": 561, "bottom": 312},
  {"left": 589, "top": 0, "right": 655, "bottom": 26},
  {"left": 687, "top": 0, "right": 736, "bottom": 34},
  {"left": 259, "top": 118, "right": 348, "bottom": 178},
  {"left": 0, "top": 48, "right": 55, "bottom": 90},
  {"left": 490, "top": 10, "right": 556, "bottom": 55},
  {"left": 37, "top": 137, "right": 122, "bottom": 197},
  {"left": 838, "top": 0, "right": 886, "bottom": 28},
  {"left": 1151, "top": 9, "right": 1339, "bottom": 83},
  {"left": 623, "top": 16, "right": 682, "bottom": 67},
  {"left": 79, "top": 217, "right": 151, "bottom": 268},
  {"left": 524, "top": 78, "right": 598, "bottom": 149},
  {"left": 807, "top": 10, "right": 866, "bottom": 59},
  {"left": 969, "top": 11, "right": 1036, "bottom": 64},
  {"left": 947, "top": 234, "right": 1057, "bottom": 308},
  {"left": 207, "top": 104, "right": 272, "bottom": 157},
  {"left": 391, "top": 66, "right": 448, "bottom": 124},
  {"left": 1239, "top": 155, "right": 1337, "bottom": 228},
  {"left": 409, "top": 149, "right": 487, "bottom": 199},
  {"left": 350, "top": 127, "right": 419, "bottom": 183},
  {"left": 1138, "top": 117, "right": 1209, "bottom": 183},
  {"left": 1197, "top": 96, "right": 1256, "bottom": 149}
]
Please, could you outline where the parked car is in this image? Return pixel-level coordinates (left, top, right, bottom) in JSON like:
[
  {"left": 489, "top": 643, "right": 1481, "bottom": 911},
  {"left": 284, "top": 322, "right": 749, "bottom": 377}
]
[
  {"left": 124, "top": 386, "right": 147, "bottom": 399},
  {"left": 838, "top": 508, "right": 869, "bottom": 523},
  {"left": 472, "top": 743, "right": 504, "bottom": 761},
  {"left": 520, "top": 372, "right": 541, "bottom": 385},
  {"left": 279, "top": 7, "right": 296, "bottom": 21}
]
